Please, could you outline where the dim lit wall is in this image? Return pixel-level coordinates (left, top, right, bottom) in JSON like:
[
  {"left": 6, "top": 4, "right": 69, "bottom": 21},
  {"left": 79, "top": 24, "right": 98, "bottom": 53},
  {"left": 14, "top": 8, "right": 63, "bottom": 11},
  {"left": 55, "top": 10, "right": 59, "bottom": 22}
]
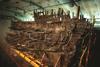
[{"left": 0, "top": 19, "right": 11, "bottom": 48}]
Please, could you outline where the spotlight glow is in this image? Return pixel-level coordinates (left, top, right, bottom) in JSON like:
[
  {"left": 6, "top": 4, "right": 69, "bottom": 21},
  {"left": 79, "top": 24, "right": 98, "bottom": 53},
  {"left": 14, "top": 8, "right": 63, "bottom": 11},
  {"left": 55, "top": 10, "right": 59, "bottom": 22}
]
[
  {"left": 94, "top": 23, "right": 100, "bottom": 27},
  {"left": 16, "top": 14, "right": 34, "bottom": 21}
]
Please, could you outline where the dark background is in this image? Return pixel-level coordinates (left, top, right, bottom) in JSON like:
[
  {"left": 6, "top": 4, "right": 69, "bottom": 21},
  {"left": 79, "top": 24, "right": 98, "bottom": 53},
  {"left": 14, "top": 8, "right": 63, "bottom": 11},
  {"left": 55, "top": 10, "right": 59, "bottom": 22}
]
[{"left": 87, "top": 29, "right": 100, "bottom": 67}]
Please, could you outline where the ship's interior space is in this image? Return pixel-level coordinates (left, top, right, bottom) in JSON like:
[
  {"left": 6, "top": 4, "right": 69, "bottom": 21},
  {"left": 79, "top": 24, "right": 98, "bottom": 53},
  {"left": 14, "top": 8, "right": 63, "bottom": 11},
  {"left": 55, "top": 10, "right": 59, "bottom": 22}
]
[{"left": 0, "top": 0, "right": 100, "bottom": 67}]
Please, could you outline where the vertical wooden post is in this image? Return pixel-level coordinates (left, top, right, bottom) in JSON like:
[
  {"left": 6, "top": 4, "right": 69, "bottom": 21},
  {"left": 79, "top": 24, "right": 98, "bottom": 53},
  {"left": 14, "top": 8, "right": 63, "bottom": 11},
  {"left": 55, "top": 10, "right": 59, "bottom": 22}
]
[
  {"left": 93, "top": 16, "right": 95, "bottom": 26},
  {"left": 77, "top": 6, "right": 80, "bottom": 19}
]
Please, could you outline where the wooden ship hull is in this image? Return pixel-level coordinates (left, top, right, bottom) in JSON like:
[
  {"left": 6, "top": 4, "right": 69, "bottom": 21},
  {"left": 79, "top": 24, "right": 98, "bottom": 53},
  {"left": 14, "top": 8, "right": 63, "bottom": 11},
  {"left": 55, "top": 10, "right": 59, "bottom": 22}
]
[{"left": 6, "top": 8, "right": 96, "bottom": 67}]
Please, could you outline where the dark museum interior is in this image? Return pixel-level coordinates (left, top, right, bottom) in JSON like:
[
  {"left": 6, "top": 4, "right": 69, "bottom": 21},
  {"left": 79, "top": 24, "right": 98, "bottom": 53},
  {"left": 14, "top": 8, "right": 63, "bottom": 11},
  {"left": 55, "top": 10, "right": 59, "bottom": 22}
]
[{"left": 0, "top": 0, "right": 100, "bottom": 67}]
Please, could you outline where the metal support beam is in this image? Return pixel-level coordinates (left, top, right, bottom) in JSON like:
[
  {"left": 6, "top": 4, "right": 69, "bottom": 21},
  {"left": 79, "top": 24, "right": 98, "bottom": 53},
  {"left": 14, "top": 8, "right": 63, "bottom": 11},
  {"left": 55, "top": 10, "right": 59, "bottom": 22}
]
[
  {"left": 21, "top": 0, "right": 44, "bottom": 9},
  {"left": 0, "top": 14, "right": 20, "bottom": 20},
  {"left": 0, "top": 8, "right": 24, "bottom": 16}
]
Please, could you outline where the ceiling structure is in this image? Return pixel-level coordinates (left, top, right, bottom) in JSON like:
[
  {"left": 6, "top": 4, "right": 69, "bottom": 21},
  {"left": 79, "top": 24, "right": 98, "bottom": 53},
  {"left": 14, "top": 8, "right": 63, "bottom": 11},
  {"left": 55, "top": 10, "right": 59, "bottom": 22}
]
[{"left": 0, "top": 0, "right": 100, "bottom": 27}]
